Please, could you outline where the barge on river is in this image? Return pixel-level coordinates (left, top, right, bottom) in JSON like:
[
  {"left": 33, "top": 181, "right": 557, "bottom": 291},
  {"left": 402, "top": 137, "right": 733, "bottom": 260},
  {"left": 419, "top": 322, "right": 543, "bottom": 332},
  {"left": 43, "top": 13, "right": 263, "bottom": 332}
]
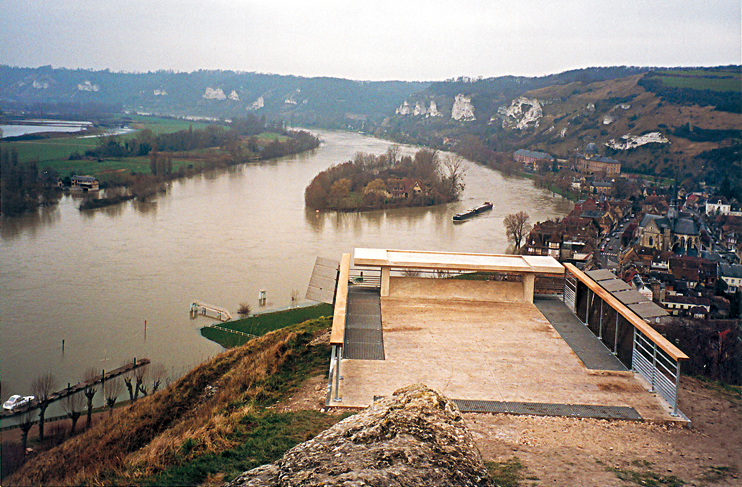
[{"left": 452, "top": 202, "right": 493, "bottom": 222}]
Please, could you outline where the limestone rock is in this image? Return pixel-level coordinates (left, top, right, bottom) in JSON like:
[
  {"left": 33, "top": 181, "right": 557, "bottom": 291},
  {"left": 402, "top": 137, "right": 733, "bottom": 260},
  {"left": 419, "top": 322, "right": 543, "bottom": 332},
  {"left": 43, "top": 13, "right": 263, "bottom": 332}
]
[
  {"left": 451, "top": 94, "right": 476, "bottom": 121},
  {"left": 225, "top": 384, "right": 493, "bottom": 487}
]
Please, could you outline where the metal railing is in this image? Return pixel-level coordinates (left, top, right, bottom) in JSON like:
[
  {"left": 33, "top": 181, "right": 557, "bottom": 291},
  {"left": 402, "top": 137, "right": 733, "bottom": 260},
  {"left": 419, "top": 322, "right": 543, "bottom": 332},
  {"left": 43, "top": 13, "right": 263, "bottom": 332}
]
[
  {"left": 632, "top": 328, "right": 681, "bottom": 416},
  {"left": 562, "top": 263, "right": 688, "bottom": 418},
  {"left": 348, "top": 268, "right": 381, "bottom": 288},
  {"left": 326, "top": 344, "right": 342, "bottom": 405}
]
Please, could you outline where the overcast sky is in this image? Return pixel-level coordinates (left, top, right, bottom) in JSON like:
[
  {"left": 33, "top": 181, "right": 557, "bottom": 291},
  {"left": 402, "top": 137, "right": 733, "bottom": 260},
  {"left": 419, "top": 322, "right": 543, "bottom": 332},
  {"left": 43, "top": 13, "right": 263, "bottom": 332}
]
[{"left": 2, "top": 0, "right": 740, "bottom": 81}]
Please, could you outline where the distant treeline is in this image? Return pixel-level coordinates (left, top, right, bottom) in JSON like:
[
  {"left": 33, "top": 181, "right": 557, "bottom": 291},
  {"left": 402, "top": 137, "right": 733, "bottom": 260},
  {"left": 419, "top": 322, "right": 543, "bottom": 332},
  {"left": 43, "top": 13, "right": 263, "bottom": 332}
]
[
  {"left": 0, "top": 148, "right": 61, "bottom": 216},
  {"left": 80, "top": 115, "right": 297, "bottom": 160},
  {"left": 81, "top": 119, "right": 320, "bottom": 209},
  {"left": 1, "top": 115, "right": 320, "bottom": 216},
  {"left": 672, "top": 123, "right": 742, "bottom": 143},
  {"left": 304, "top": 148, "right": 465, "bottom": 211}
]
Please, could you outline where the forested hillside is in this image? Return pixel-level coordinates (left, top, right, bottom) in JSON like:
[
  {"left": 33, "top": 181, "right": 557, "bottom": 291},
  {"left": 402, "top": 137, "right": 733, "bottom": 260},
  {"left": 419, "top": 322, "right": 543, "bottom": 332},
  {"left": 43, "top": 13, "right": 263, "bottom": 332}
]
[
  {"left": 379, "top": 66, "right": 741, "bottom": 188},
  {"left": 2, "top": 65, "right": 739, "bottom": 188},
  {"left": 0, "top": 66, "right": 426, "bottom": 130}
]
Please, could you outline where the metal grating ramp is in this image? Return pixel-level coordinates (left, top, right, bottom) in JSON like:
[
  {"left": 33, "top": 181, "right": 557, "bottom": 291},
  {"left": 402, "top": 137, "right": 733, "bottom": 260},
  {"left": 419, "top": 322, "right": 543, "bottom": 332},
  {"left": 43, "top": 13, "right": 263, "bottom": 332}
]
[
  {"left": 534, "top": 296, "right": 627, "bottom": 371},
  {"left": 372, "top": 396, "right": 642, "bottom": 420},
  {"left": 343, "top": 287, "right": 384, "bottom": 360},
  {"left": 452, "top": 399, "right": 643, "bottom": 420}
]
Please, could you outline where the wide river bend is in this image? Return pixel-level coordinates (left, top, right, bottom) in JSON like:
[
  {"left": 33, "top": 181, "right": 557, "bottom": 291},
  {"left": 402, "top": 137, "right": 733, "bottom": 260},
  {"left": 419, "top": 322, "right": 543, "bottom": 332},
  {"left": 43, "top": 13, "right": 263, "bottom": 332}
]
[{"left": 0, "top": 130, "right": 572, "bottom": 409}]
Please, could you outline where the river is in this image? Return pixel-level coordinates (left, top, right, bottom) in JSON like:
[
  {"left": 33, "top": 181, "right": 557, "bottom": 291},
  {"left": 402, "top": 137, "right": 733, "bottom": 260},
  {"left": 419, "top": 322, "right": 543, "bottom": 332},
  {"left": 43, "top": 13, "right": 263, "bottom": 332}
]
[{"left": 0, "top": 130, "right": 572, "bottom": 409}]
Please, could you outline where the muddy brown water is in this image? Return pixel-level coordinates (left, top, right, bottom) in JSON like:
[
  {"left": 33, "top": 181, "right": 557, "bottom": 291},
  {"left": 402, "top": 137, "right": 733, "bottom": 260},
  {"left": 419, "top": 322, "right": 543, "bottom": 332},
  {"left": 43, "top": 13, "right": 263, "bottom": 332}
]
[{"left": 0, "top": 130, "right": 572, "bottom": 419}]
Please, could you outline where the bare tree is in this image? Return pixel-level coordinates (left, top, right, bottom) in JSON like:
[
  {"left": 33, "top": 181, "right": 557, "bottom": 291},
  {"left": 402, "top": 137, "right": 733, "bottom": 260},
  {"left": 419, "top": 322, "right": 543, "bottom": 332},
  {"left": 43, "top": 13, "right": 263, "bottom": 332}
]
[
  {"left": 18, "top": 409, "right": 37, "bottom": 454},
  {"left": 386, "top": 144, "right": 400, "bottom": 167},
  {"left": 104, "top": 378, "right": 123, "bottom": 417},
  {"left": 440, "top": 154, "right": 466, "bottom": 200},
  {"left": 82, "top": 368, "right": 99, "bottom": 429},
  {"left": 61, "top": 389, "right": 85, "bottom": 437},
  {"left": 122, "top": 362, "right": 139, "bottom": 403},
  {"left": 237, "top": 302, "right": 251, "bottom": 317},
  {"left": 503, "top": 211, "right": 532, "bottom": 252},
  {"left": 135, "top": 364, "right": 149, "bottom": 397},
  {"left": 150, "top": 363, "right": 168, "bottom": 394},
  {"left": 31, "top": 372, "right": 57, "bottom": 441}
]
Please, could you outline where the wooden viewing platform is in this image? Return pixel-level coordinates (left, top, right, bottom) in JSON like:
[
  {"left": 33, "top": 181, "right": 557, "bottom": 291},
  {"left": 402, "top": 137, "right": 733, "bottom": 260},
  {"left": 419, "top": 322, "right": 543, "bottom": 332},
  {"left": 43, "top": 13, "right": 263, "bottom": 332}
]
[{"left": 0, "top": 358, "right": 150, "bottom": 419}]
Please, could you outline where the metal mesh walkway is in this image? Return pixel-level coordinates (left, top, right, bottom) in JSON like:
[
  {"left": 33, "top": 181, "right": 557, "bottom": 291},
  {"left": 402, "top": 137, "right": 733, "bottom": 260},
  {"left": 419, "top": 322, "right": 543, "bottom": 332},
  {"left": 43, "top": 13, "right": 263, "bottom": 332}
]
[
  {"left": 534, "top": 295, "right": 627, "bottom": 371},
  {"left": 453, "top": 399, "right": 642, "bottom": 420},
  {"left": 371, "top": 396, "right": 642, "bottom": 420},
  {"left": 343, "top": 286, "right": 384, "bottom": 360}
]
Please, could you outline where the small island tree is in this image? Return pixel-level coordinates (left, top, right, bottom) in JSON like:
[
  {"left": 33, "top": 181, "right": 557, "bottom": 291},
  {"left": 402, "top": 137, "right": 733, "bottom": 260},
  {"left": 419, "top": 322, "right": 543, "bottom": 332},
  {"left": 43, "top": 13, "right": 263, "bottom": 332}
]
[{"left": 305, "top": 148, "right": 464, "bottom": 211}]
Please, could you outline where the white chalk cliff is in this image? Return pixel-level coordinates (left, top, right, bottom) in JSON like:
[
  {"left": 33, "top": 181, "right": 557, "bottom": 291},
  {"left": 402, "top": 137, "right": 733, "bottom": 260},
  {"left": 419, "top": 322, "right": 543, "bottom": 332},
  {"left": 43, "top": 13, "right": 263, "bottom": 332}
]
[{"left": 451, "top": 94, "right": 475, "bottom": 121}]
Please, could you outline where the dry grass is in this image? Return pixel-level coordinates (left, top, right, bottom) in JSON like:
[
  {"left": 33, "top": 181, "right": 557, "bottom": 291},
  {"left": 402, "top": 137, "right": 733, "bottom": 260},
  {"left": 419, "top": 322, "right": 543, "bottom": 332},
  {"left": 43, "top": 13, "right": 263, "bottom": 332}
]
[{"left": 6, "top": 318, "right": 332, "bottom": 486}]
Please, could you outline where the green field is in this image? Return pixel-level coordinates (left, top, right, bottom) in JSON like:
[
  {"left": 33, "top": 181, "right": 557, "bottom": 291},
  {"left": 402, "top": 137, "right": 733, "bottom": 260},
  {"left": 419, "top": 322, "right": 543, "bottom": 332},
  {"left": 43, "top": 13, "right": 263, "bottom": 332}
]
[
  {"left": 659, "top": 75, "right": 741, "bottom": 93},
  {"left": 201, "top": 304, "right": 334, "bottom": 348},
  {"left": 653, "top": 68, "right": 742, "bottom": 93},
  {"left": 656, "top": 68, "right": 740, "bottom": 78},
  {"left": 0, "top": 116, "right": 291, "bottom": 182},
  {"left": 126, "top": 115, "right": 217, "bottom": 134},
  {"left": 3, "top": 115, "right": 224, "bottom": 163}
]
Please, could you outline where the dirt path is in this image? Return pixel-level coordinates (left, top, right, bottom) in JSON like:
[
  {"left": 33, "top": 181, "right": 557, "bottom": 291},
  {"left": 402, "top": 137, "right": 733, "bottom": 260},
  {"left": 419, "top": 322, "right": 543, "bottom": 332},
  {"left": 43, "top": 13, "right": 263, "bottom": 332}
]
[
  {"left": 287, "top": 375, "right": 740, "bottom": 486},
  {"left": 468, "top": 377, "right": 741, "bottom": 486}
]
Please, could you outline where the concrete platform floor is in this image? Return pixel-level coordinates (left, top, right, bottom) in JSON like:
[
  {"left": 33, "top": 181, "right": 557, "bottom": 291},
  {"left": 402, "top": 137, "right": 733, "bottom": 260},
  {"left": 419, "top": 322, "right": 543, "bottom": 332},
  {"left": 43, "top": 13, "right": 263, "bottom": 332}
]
[{"left": 336, "top": 293, "right": 681, "bottom": 423}]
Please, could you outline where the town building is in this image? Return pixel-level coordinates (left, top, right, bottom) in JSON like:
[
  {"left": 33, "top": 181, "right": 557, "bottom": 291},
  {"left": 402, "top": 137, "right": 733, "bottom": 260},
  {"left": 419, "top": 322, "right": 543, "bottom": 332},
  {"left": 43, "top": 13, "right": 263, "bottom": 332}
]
[
  {"left": 636, "top": 208, "right": 700, "bottom": 254},
  {"left": 513, "top": 149, "right": 554, "bottom": 171},
  {"left": 719, "top": 263, "right": 742, "bottom": 292},
  {"left": 574, "top": 143, "right": 621, "bottom": 176},
  {"left": 661, "top": 294, "right": 711, "bottom": 318},
  {"left": 70, "top": 175, "right": 99, "bottom": 191}
]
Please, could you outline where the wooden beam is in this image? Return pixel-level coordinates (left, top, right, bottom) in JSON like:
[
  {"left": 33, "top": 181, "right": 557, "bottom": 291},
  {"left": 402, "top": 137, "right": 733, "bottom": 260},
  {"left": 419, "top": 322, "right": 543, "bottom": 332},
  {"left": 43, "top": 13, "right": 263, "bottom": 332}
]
[
  {"left": 330, "top": 253, "right": 351, "bottom": 346},
  {"left": 564, "top": 263, "right": 688, "bottom": 361}
]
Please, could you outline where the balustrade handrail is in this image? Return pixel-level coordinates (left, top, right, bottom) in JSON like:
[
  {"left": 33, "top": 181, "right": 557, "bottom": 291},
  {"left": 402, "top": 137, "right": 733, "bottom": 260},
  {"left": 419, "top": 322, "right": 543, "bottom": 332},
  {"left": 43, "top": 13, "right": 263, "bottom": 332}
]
[
  {"left": 330, "top": 253, "right": 351, "bottom": 346},
  {"left": 564, "top": 263, "right": 688, "bottom": 361}
]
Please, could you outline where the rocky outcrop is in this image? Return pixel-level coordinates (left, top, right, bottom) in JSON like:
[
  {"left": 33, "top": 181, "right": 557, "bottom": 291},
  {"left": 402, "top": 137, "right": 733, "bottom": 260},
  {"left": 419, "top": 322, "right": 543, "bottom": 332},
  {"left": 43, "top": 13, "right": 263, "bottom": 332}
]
[
  {"left": 606, "top": 131, "right": 670, "bottom": 150},
  {"left": 225, "top": 384, "right": 493, "bottom": 487},
  {"left": 77, "top": 80, "right": 100, "bottom": 92},
  {"left": 451, "top": 94, "right": 476, "bottom": 121},
  {"left": 248, "top": 96, "right": 265, "bottom": 110},
  {"left": 203, "top": 87, "right": 227, "bottom": 100},
  {"left": 397, "top": 100, "right": 443, "bottom": 117},
  {"left": 497, "top": 96, "right": 542, "bottom": 130}
]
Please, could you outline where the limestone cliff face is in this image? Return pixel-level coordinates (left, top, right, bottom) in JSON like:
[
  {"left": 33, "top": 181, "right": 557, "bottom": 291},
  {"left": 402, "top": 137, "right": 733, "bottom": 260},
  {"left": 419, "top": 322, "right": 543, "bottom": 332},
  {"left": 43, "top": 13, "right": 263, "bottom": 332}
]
[
  {"left": 225, "top": 384, "right": 493, "bottom": 487},
  {"left": 497, "top": 96, "right": 542, "bottom": 130},
  {"left": 451, "top": 94, "right": 476, "bottom": 121}
]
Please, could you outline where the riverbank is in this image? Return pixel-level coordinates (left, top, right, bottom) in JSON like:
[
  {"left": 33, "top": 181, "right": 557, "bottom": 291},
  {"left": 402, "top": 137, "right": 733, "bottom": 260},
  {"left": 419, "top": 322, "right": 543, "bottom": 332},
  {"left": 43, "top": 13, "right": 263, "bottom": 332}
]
[
  {"left": 1, "top": 115, "right": 320, "bottom": 215},
  {"left": 5, "top": 311, "right": 741, "bottom": 486},
  {"left": 200, "top": 303, "right": 333, "bottom": 348},
  {"left": 1, "top": 129, "right": 573, "bottom": 429}
]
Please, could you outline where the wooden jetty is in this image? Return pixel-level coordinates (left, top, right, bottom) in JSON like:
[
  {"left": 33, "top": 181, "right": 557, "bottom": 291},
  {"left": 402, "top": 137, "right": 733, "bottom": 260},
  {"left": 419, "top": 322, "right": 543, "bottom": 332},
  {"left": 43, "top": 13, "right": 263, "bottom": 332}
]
[
  {"left": 0, "top": 358, "right": 150, "bottom": 419},
  {"left": 190, "top": 301, "right": 232, "bottom": 322}
]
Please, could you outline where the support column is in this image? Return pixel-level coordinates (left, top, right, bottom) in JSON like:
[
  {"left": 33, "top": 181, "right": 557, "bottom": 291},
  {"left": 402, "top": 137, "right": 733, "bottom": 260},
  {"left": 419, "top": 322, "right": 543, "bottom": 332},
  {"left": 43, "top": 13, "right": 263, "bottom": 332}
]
[
  {"left": 334, "top": 345, "right": 342, "bottom": 402},
  {"left": 380, "top": 266, "right": 391, "bottom": 297},
  {"left": 523, "top": 273, "right": 535, "bottom": 303}
]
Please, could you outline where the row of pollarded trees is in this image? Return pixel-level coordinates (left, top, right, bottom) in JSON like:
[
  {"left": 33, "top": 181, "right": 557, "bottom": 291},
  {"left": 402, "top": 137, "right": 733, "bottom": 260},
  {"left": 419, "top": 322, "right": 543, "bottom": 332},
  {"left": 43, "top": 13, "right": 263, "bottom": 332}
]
[{"left": 4, "top": 363, "right": 167, "bottom": 457}]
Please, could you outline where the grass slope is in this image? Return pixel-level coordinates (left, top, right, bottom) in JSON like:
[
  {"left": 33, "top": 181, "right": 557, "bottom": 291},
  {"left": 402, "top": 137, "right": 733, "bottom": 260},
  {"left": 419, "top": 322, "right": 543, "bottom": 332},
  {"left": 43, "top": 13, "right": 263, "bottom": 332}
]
[
  {"left": 200, "top": 303, "right": 333, "bottom": 348},
  {"left": 6, "top": 317, "right": 339, "bottom": 486}
]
